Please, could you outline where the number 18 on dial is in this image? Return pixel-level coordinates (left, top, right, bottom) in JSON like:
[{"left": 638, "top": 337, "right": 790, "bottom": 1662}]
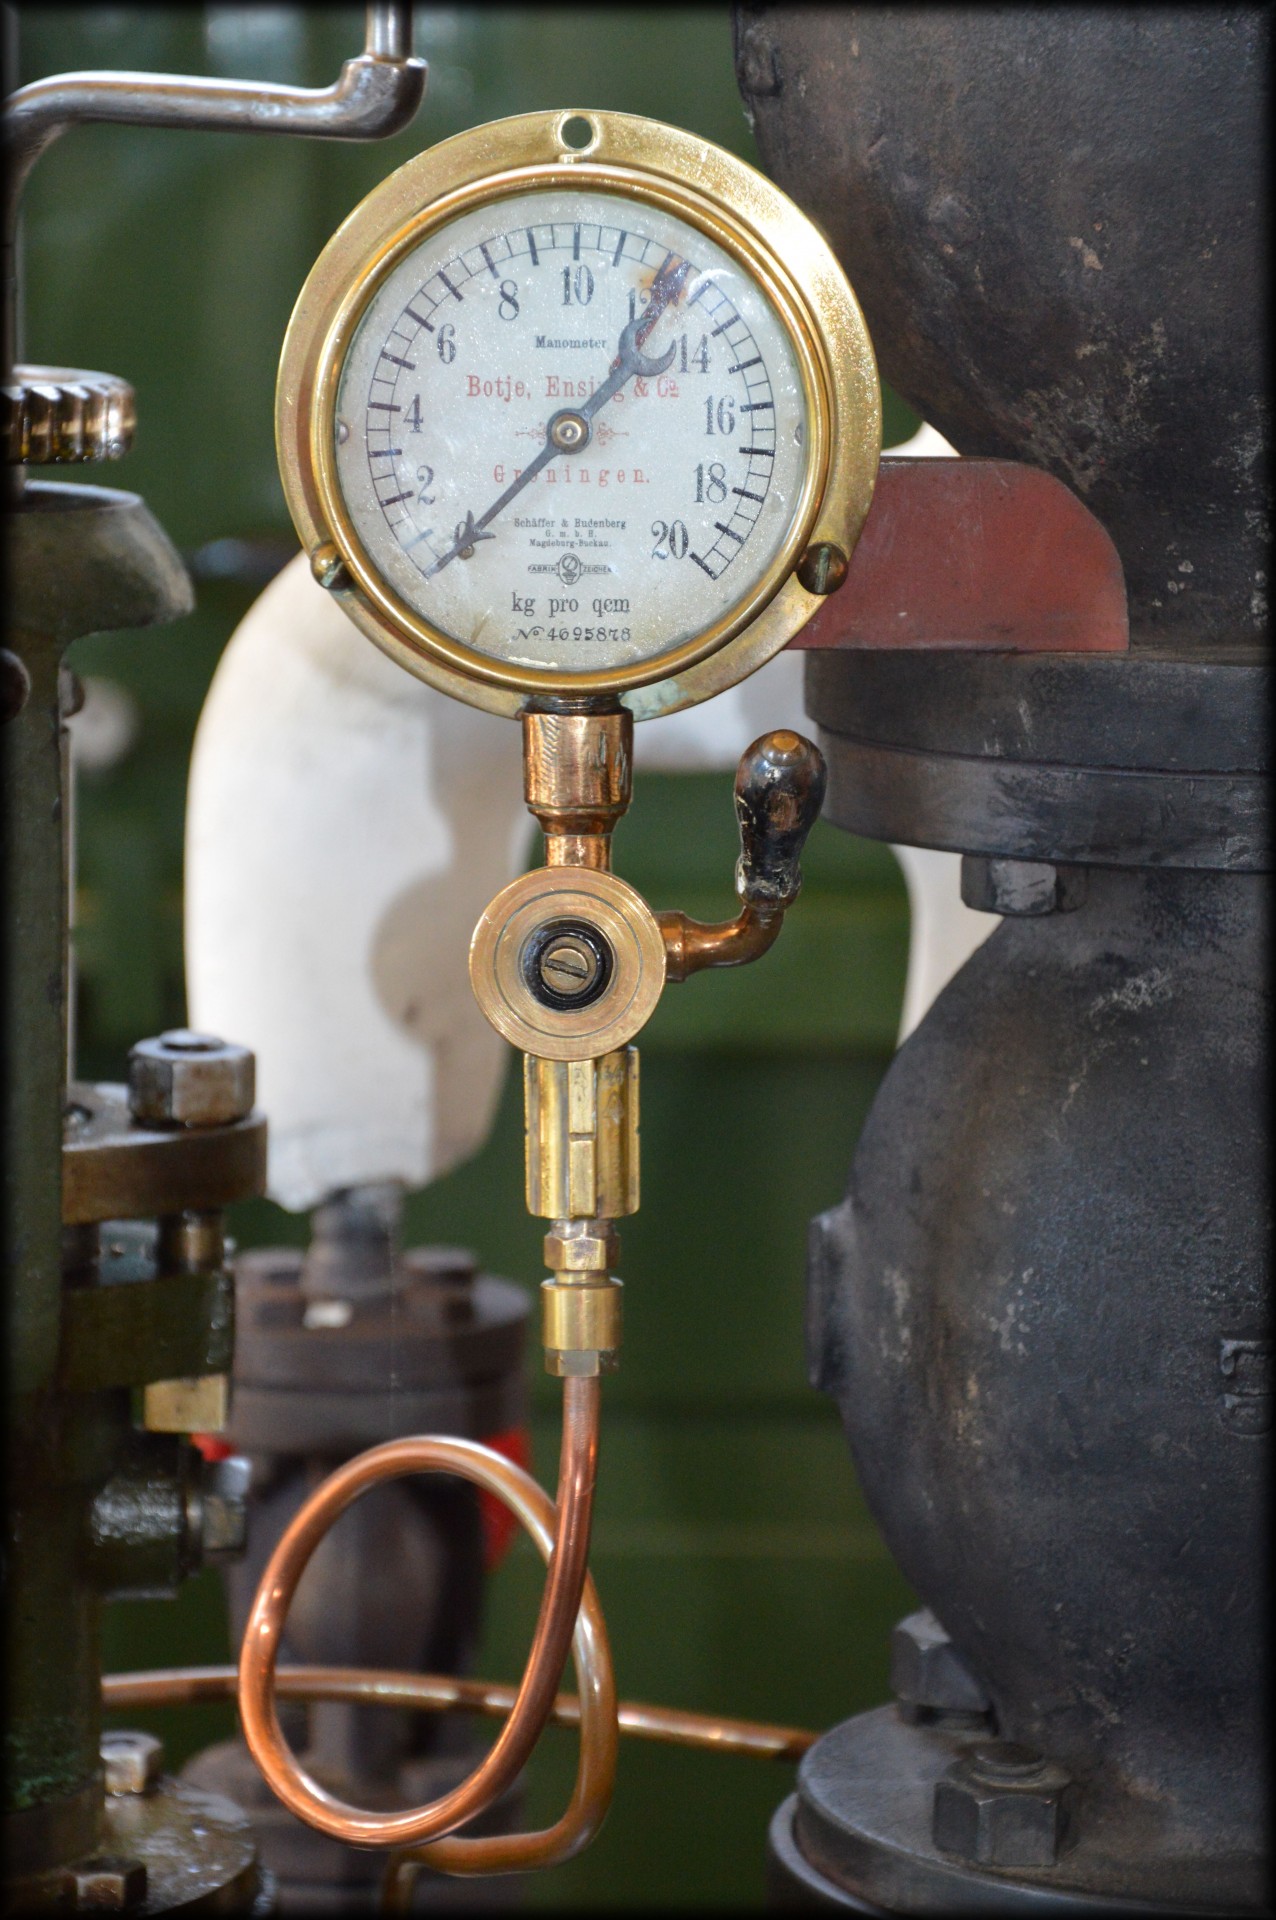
[{"left": 278, "top": 108, "right": 880, "bottom": 718}]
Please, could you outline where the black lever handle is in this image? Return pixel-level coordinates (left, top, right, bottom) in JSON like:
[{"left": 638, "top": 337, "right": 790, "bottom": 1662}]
[{"left": 733, "top": 730, "right": 828, "bottom": 911}]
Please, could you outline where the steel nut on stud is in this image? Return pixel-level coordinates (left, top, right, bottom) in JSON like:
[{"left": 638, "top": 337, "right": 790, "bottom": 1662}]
[
  {"left": 100, "top": 1729, "right": 163, "bottom": 1796},
  {"left": 127, "top": 1029, "right": 254, "bottom": 1128},
  {"left": 890, "top": 1608, "right": 991, "bottom": 1721},
  {"left": 933, "top": 1741, "right": 1077, "bottom": 1869},
  {"left": 197, "top": 1454, "right": 251, "bottom": 1560},
  {"left": 71, "top": 1857, "right": 148, "bottom": 1908}
]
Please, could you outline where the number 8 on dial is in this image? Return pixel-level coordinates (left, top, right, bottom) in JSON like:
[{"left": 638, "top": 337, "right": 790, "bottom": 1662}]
[{"left": 277, "top": 107, "right": 880, "bottom": 719}]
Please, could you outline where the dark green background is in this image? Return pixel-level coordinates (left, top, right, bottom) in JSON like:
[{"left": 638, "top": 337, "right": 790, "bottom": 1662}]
[{"left": 19, "top": 9, "right": 917, "bottom": 1907}]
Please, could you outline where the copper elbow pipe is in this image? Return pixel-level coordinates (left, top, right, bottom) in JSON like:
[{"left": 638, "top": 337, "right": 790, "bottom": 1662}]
[
  {"left": 656, "top": 903, "right": 785, "bottom": 982},
  {"left": 237, "top": 1375, "right": 608, "bottom": 1859}
]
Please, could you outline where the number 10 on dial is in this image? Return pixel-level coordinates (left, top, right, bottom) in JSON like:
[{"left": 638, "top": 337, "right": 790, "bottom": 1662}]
[{"left": 278, "top": 108, "right": 880, "bottom": 719}]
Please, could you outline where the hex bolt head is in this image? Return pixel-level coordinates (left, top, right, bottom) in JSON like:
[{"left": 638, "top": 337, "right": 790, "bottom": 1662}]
[
  {"left": 72, "top": 1856, "right": 148, "bottom": 1908},
  {"left": 100, "top": 1728, "right": 163, "bottom": 1795},
  {"left": 198, "top": 1453, "right": 251, "bottom": 1560},
  {"left": 933, "top": 1740, "right": 1078, "bottom": 1868},
  {"left": 961, "top": 855, "right": 1089, "bottom": 917},
  {"left": 127, "top": 1029, "right": 254, "bottom": 1128},
  {"left": 890, "top": 1608, "right": 991, "bottom": 1717}
]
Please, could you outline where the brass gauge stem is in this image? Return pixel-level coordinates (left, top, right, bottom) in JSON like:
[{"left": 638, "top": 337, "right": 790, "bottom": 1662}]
[{"left": 522, "top": 703, "right": 632, "bottom": 871}]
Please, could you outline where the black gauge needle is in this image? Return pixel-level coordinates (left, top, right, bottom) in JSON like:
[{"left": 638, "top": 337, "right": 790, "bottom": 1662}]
[{"left": 423, "top": 264, "right": 689, "bottom": 581}]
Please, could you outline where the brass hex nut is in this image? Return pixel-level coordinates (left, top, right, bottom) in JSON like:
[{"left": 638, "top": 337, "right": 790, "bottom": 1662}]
[
  {"left": 933, "top": 1742, "right": 1077, "bottom": 1868},
  {"left": 100, "top": 1729, "right": 163, "bottom": 1796},
  {"left": 543, "top": 1221, "right": 619, "bottom": 1274},
  {"left": 128, "top": 1030, "right": 254, "bottom": 1129}
]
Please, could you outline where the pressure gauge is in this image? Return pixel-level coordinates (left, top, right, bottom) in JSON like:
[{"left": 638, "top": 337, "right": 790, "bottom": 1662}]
[{"left": 278, "top": 109, "right": 879, "bottom": 718}]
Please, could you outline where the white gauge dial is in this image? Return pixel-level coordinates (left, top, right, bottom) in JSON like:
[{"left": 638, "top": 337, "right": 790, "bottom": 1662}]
[{"left": 332, "top": 187, "right": 812, "bottom": 677}]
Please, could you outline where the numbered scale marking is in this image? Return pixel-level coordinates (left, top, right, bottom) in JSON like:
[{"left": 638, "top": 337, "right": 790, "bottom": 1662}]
[
  {"left": 335, "top": 190, "right": 808, "bottom": 676},
  {"left": 279, "top": 109, "right": 880, "bottom": 714}
]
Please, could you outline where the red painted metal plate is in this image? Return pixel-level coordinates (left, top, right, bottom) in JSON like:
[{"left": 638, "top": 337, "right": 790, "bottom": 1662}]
[{"left": 791, "top": 457, "right": 1128, "bottom": 652}]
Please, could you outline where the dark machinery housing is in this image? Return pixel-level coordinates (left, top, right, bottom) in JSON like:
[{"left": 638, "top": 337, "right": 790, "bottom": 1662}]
[{"left": 736, "top": 9, "right": 1270, "bottom": 1912}]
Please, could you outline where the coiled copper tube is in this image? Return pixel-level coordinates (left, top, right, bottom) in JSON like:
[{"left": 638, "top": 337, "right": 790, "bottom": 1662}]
[{"left": 237, "top": 1376, "right": 607, "bottom": 1862}]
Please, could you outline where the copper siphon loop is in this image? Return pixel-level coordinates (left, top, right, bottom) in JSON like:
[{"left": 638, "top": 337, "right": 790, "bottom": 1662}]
[{"left": 235, "top": 1376, "right": 603, "bottom": 1853}]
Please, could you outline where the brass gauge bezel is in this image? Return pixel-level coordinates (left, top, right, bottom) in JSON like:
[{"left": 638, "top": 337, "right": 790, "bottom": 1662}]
[{"left": 277, "top": 108, "right": 880, "bottom": 720}]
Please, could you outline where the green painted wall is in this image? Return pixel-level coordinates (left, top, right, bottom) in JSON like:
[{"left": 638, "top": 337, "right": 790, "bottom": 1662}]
[{"left": 19, "top": 8, "right": 918, "bottom": 1907}]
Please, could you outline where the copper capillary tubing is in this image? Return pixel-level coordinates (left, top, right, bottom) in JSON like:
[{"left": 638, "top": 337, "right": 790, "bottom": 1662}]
[
  {"left": 103, "top": 1667, "right": 816, "bottom": 1764},
  {"left": 235, "top": 1377, "right": 603, "bottom": 1859}
]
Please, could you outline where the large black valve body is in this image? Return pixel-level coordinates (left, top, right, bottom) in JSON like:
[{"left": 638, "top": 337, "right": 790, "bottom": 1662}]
[{"left": 733, "top": 9, "right": 1270, "bottom": 1913}]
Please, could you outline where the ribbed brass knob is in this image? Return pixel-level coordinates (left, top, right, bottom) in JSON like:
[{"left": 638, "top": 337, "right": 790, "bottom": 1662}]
[{"left": 3, "top": 364, "right": 135, "bottom": 464}]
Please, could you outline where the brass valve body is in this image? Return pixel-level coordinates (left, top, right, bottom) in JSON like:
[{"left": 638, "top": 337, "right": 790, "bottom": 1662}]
[
  {"left": 526, "top": 1051, "right": 637, "bottom": 1376},
  {"left": 469, "top": 704, "right": 825, "bottom": 1376}
]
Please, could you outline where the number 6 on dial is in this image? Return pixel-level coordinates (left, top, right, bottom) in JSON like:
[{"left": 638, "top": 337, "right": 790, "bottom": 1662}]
[{"left": 277, "top": 107, "right": 880, "bottom": 719}]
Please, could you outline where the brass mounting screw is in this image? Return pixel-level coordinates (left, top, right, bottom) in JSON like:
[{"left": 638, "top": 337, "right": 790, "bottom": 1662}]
[
  {"left": 796, "top": 541, "right": 849, "bottom": 595},
  {"left": 310, "top": 542, "right": 352, "bottom": 592}
]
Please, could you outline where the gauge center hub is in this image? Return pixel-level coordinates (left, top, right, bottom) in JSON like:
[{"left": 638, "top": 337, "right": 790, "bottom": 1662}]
[{"left": 548, "top": 409, "right": 591, "bottom": 454}]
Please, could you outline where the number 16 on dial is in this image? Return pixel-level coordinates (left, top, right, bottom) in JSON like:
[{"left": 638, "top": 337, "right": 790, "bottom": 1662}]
[{"left": 277, "top": 107, "right": 880, "bottom": 720}]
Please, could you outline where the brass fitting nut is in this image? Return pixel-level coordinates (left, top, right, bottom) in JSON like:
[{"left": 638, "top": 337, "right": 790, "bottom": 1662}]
[
  {"left": 128, "top": 1030, "right": 255, "bottom": 1129},
  {"left": 541, "top": 1276, "right": 622, "bottom": 1358},
  {"left": 543, "top": 1220, "right": 619, "bottom": 1274}
]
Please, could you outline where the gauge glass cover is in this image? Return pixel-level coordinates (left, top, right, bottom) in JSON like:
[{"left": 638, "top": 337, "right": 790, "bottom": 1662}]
[{"left": 332, "top": 187, "right": 812, "bottom": 678}]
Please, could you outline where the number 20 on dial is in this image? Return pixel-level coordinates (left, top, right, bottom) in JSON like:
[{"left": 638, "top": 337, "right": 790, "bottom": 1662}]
[{"left": 277, "top": 108, "right": 880, "bottom": 718}]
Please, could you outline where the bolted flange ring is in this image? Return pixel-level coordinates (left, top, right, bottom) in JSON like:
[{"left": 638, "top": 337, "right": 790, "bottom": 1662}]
[{"left": 470, "top": 867, "right": 666, "bottom": 1060}]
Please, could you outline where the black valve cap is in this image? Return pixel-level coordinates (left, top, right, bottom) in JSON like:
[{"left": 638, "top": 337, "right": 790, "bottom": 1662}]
[{"left": 733, "top": 730, "right": 828, "bottom": 910}]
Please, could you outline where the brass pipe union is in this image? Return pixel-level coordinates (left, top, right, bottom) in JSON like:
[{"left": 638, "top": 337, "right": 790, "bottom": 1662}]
[
  {"left": 523, "top": 707, "right": 632, "bottom": 850},
  {"left": 526, "top": 1053, "right": 638, "bottom": 1222},
  {"left": 542, "top": 1277, "right": 623, "bottom": 1377}
]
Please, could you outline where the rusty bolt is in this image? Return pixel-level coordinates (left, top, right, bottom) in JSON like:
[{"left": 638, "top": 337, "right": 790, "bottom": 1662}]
[
  {"left": 933, "top": 1740, "right": 1077, "bottom": 1868},
  {"left": 891, "top": 1608, "right": 991, "bottom": 1719},
  {"left": 128, "top": 1030, "right": 254, "bottom": 1129},
  {"left": 100, "top": 1729, "right": 162, "bottom": 1796},
  {"left": 72, "top": 1856, "right": 148, "bottom": 1908}
]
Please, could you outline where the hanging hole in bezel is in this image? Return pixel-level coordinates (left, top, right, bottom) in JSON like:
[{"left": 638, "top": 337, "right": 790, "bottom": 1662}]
[{"left": 557, "top": 112, "right": 600, "bottom": 155}]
